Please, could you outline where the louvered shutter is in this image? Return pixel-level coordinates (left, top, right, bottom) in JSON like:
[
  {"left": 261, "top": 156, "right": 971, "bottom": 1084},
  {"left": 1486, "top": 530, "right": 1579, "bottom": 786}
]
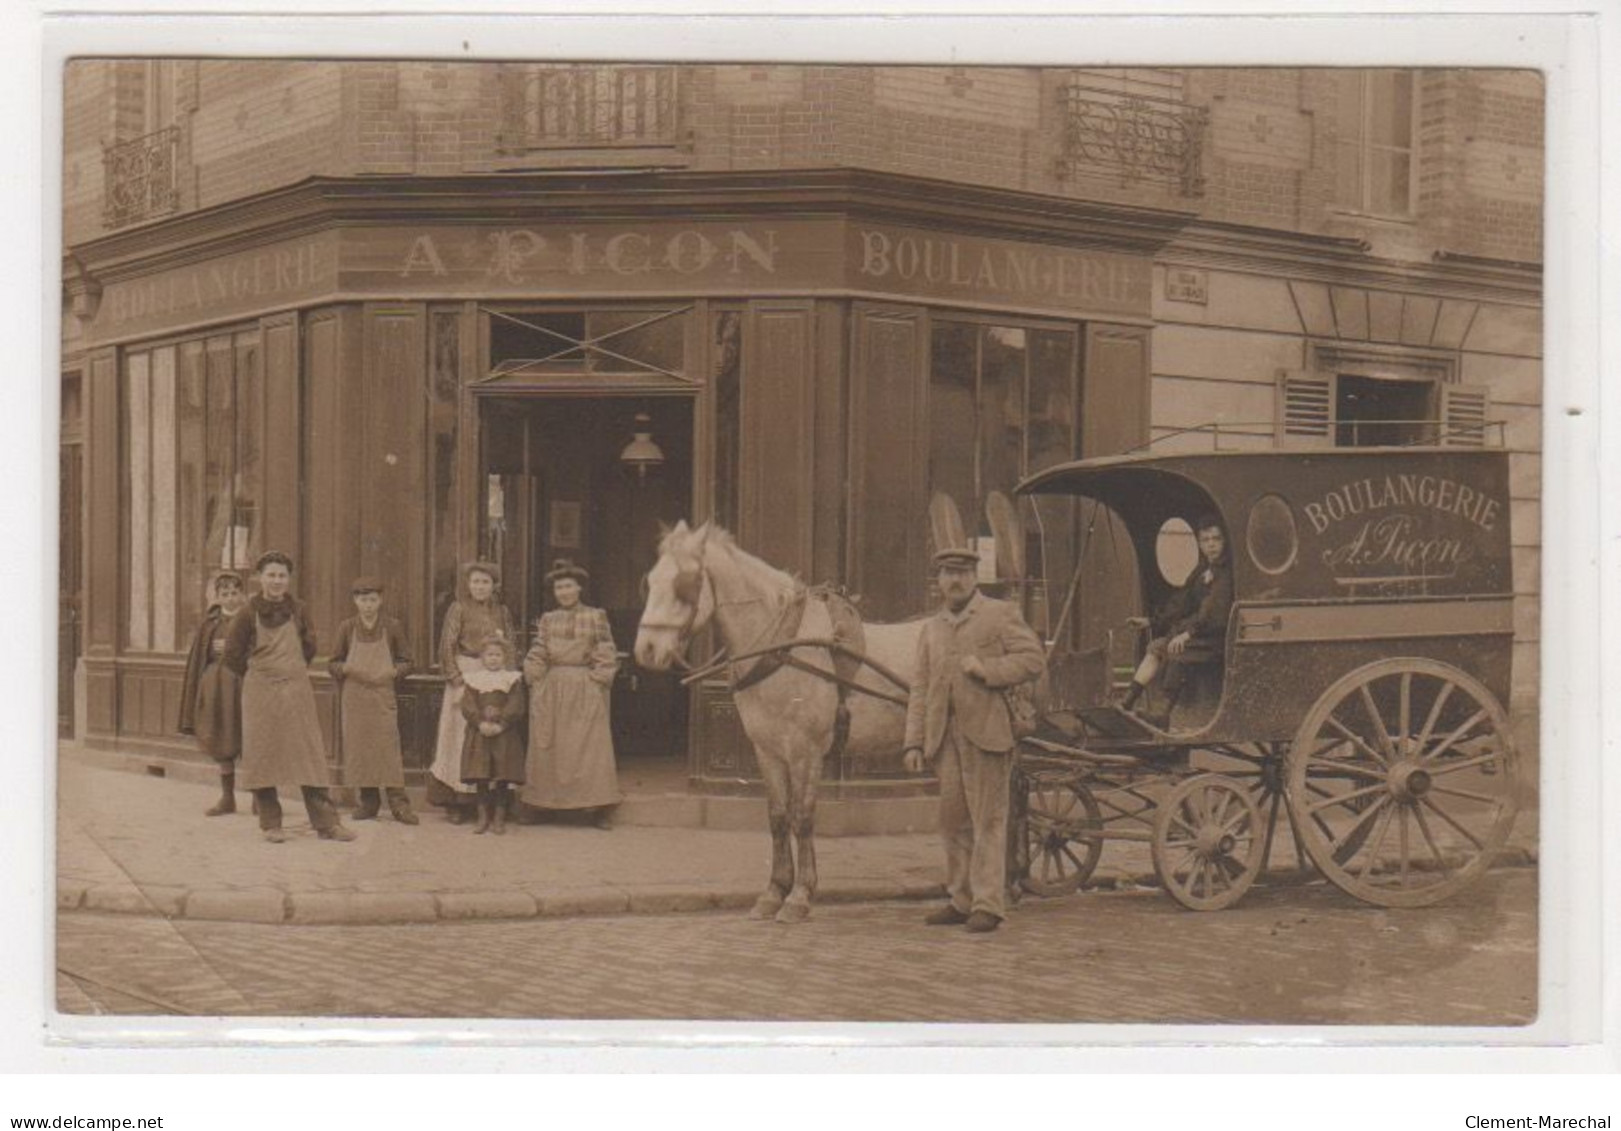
[
  {"left": 1440, "top": 383, "right": 1490, "bottom": 447},
  {"left": 1275, "top": 370, "right": 1336, "bottom": 448}
]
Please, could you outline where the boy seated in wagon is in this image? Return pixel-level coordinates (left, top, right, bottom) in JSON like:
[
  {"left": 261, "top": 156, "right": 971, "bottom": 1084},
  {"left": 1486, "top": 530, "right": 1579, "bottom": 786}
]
[{"left": 1120, "top": 513, "right": 1233, "bottom": 731}]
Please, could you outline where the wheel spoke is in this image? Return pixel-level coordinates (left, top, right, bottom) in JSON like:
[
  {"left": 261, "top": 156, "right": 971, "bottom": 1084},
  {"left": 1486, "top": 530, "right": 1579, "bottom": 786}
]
[
  {"left": 1414, "top": 679, "right": 1456, "bottom": 755},
  {"left": 1421, "top": 709, "right": 1490, "bottom": 764},
  {"left": 1352, "top": 804, "right": 1397, "bottom": 880},
  {"left": 1357, "top": 683, "right": 1398, "bottom": 763},
  {"left": 1411, "top": 802, "right": 1451, "bottom": 874},
  {"left": 1330, "top": 794, "right": 1393, "bottom": 863},
  {"left": 1305, "top": 751, "right": 1389, "bottom": 782},
  {"left": 1326, "top": 715, "right": 1391, "bottom": 768},
  {"left": 1398, "top": 673, "right": 1413, "bottom": 756},
  {"left": 1430, "top": 784, "right": 1502, "bottom": 806},
  {"left": 1306, "top": 781, "right": 1389, "bottom": 815},
  {"left": 1427, "top": 750, "right": 1504, "bottom": 777},
  {"left": 1419, "top": 795, "right": 1485, "bottom": 852},
  {"left": 1221, "top": 804, "right": 1252, "bottom": 835},
  {"left": 1061, "top": 844, "right": 1085, "bottom": 873},
  {"left": 1259, "top": 789, "right": 1282, "bottom": 873},
  {"left": 1398, "top": 805, "right": 1411, "bottom": 887}
]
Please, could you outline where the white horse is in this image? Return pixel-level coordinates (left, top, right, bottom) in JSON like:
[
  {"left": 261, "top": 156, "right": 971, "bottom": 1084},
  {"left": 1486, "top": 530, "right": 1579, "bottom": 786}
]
[{"left": 634, "top": 521, "right": 923, "bottom": 923}]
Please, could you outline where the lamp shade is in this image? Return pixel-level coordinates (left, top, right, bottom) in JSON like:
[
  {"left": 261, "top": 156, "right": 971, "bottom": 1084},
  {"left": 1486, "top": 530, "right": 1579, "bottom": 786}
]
[{"left": 619, "top": 412, "right": 665, "bottom": 479}]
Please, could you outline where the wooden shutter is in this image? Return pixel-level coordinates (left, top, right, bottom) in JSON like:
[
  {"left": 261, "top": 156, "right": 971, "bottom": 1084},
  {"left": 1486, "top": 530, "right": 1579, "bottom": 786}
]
[
  {"left": 848, "top": 303, "right": 926, "bottom": 621},
  {"left": 1440, "top": 382, "right": 1490, "bottom": 447},
  {"left": 1275, "top": 369, "right": 1336, "bottom": 448}
]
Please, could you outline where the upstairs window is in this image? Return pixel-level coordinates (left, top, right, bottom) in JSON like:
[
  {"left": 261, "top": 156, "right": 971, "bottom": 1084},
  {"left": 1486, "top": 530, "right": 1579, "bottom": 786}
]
[
  {"left": 1276, "top": 346, "right": 1492, "bottom": 449},
  {"left": 1332, "top": 69, "right": 1417, "bottom": 218},
  {"left": 497, "top": 65, "right": 682, "bottom": 154}
]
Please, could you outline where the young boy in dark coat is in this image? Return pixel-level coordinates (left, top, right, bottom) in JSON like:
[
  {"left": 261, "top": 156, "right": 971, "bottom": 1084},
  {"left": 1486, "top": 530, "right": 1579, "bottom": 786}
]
[
  {"left": 1121, "top": 514, "right": 1234, "bottom": 730},
  {"left": 178, "top": 571, "right": 248, "bottom": 816}
]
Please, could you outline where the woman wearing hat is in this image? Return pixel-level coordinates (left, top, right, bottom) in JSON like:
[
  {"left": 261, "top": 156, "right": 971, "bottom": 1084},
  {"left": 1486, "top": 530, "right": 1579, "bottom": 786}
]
[
  {"left": 428, "top": 561, "right": 516, "bottom": 823},
  {"left": 178, "top": 570, "right": 248, "bottom": 817},
  {"left": 521, "top": 559, "right": 622, "bottom": 828},
  {"left": 221, "top": 551, "right": 355, "bottom": 844}
]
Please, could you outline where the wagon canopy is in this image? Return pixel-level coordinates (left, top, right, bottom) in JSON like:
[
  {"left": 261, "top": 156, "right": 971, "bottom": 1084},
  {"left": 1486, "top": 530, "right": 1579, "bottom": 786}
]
[{"left": 1017, "top": 448, "right": 1514, "bottom": 603}]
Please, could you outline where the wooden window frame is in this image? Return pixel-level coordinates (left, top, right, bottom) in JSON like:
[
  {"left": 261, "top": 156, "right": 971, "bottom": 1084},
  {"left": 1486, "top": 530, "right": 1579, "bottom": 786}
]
[{"left": 1331, "top": 69, "right": 1420, "bottom": 221}]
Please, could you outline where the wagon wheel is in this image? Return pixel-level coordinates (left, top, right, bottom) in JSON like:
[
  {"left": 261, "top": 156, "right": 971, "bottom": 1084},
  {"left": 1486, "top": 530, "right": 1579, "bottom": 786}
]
[
  {"left": 1287, "top": 658, "right": 1520, "bottom": 909},
  {"left": 1151, "top": 774, "right": 1264, "bottom": 911},
  {"left": 1019, "top": 771, "right": 1105, "bottom": 897}
]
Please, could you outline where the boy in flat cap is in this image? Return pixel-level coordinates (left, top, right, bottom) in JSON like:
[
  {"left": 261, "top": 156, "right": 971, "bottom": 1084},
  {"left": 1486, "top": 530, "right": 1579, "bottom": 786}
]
[
  {"left": 330, "top": 577, "right": 418, "bottom": 824},
  {"left": 902, "top": 546, "right": 1045, "bottom": 933}
]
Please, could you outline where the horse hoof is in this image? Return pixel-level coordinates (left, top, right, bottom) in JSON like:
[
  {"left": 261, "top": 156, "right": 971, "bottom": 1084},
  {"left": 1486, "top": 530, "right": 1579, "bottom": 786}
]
[
  {"left": 774, "top": 900, "right": 811, "bottom": 925},
  {"left": 749, "top": 894, "right": 785, "bottom": 920}
]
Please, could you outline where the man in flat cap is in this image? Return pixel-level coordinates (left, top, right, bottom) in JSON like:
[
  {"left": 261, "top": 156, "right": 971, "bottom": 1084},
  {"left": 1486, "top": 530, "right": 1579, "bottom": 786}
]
[{"left": 903, "top": 545, "right": 1045, "bottom": 933}]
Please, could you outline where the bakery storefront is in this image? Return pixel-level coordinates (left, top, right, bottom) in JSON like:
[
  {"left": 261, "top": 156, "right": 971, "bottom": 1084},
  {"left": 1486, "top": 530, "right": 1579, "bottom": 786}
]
[{"left": 67, "top": 171, "right": 1184, "bottom": 792}]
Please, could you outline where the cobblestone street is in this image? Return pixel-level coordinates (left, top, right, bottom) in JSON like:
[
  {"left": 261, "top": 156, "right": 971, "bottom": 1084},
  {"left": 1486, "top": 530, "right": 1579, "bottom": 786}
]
[{"left": 56, "top": 867, "right": 1536, "bottom": 1026}]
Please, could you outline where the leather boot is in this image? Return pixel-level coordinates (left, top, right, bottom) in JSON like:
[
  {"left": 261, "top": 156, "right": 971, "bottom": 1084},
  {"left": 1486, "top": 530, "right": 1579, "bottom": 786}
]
[
  {"left": 389, "top": 793, "right": 420, "bottom": 826},
  {"left": 491, "top": 800, "right": 507, "bottom": 836},
  {"left": 353, "top": 787, "right": 381, "bottom": 821},
  {"left": 206, "top": 772, "right": 237, "bottom": 817},
  {"left": 473, "top": 803, "right": 493, "bottom": 835}
]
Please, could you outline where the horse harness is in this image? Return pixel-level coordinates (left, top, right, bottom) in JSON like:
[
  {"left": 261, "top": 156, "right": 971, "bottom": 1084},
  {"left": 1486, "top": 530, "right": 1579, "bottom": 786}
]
[{"left": 675, "top": 579, "right": 913, "bottom": 767}]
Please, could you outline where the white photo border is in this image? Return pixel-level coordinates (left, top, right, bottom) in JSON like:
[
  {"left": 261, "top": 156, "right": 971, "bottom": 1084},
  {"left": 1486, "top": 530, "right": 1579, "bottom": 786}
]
[{"left": 8, "top": 0, "right": 1612, "bottom": 1074}]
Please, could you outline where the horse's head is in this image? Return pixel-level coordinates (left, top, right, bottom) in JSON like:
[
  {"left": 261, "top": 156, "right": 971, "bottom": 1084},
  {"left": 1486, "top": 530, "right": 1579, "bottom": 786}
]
[{"left": 634, "top": 520, "right": 715, "bottom": 670}]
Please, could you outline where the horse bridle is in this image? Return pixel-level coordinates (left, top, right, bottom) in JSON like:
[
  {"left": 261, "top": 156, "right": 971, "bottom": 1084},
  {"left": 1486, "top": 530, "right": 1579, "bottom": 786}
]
[{"left": 638, "top": 553, "right": 773, "bottom": 672}]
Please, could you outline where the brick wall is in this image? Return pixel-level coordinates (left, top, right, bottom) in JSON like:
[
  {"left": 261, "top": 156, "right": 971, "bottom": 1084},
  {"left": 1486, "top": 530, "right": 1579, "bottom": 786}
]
[
  {"left": 192, "top": 61, "right": 344, "bottom": 207},
  {"left": 62, "top": 60, "right": 113, "bottom": 241}
]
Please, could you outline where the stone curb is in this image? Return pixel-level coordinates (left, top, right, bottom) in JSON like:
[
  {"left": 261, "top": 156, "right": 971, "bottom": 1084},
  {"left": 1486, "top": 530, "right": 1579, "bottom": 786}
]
[{"left": 57, "top": 850, "right": 1538, "bottom": 928}]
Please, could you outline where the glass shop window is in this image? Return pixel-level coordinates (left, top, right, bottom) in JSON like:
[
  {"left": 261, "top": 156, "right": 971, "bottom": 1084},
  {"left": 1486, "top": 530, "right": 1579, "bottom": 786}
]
[
  {"left": 124, "top": 329, "right": 262, "bottom": 653},
  {"left": 926, "top": 319, "right": 1079, "bottom": 638}
]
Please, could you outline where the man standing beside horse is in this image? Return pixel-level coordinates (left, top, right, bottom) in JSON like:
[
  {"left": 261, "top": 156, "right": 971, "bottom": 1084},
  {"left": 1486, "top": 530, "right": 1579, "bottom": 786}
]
[{"left": 903, "top": 546, "right": 1046, "bottom": 934}]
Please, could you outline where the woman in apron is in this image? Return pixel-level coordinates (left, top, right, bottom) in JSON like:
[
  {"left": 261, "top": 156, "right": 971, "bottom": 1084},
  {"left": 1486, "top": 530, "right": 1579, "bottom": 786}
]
[
  {"left": 521, "top": 560, "right": 622, "bottom": 829},
  {"left": 428, "top": 562, "right": 515, "bottom": 823},
  {"left": 222, "top": 551, "right": 355, "bottom": 844},
  {"left": 330, "top": 576, "right": 417, "bottom": 824}
]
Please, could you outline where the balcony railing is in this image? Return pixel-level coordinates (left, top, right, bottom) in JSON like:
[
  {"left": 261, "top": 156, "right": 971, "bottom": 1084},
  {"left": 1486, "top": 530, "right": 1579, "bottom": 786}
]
[
  {"left": 499, "top": 66, "right": 682, "bottom": 152},
  {"left": 1055, "top": 82, "right": 1207, "bottom": 197},
  {"left": 102, "top": 126, "right": 181, "bottom": 229}
]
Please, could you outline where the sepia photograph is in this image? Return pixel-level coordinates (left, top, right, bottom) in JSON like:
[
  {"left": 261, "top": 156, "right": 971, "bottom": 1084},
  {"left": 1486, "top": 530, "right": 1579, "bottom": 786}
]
[{"left": 53, "top": 55, "right": 1546, "bottom": 1028}]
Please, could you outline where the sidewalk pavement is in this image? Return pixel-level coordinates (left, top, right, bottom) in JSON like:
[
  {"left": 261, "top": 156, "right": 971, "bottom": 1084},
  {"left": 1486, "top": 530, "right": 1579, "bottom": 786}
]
[{"left": 55, "top": 746, "right": 1537, "bottom": 927}]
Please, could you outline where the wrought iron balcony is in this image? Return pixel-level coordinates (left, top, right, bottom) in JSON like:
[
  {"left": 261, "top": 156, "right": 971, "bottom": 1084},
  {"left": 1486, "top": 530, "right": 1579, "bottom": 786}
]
[
  {"left": 102, "top": 126, "right": 181, "bottom": 229},
  {"left": 1055, "top": 82, "right": 1207, "bottom": 197},
  {"left": 499, "top": 65, "right": 682, "bottom": 153}
]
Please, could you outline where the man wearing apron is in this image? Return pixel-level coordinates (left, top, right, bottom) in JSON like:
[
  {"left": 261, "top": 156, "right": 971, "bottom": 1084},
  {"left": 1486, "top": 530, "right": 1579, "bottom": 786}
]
[
  {"left": 330, "top": 577, "right": 418, "bottom": 824},
  {"left": 222, "top": 551, "right": 356, "bottom": 844}
]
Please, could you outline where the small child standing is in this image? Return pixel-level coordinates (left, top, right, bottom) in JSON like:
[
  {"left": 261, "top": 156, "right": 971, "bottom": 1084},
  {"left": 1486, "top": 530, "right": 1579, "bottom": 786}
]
[
  {"left": 178, "top": 571, "right": 248, "bottom": 816},
  {"left": 459, "top": 632, "right": 526, "bottom": 835},
  {"left": 330, "top": 577, "right": 419, "bottom": 825}
]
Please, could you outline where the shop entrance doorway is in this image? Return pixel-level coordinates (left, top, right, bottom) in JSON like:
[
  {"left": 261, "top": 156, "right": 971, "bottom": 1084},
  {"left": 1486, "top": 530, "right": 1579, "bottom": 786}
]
[{"left": 479, "top": 395, "right": 693, "bottom": 766}]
